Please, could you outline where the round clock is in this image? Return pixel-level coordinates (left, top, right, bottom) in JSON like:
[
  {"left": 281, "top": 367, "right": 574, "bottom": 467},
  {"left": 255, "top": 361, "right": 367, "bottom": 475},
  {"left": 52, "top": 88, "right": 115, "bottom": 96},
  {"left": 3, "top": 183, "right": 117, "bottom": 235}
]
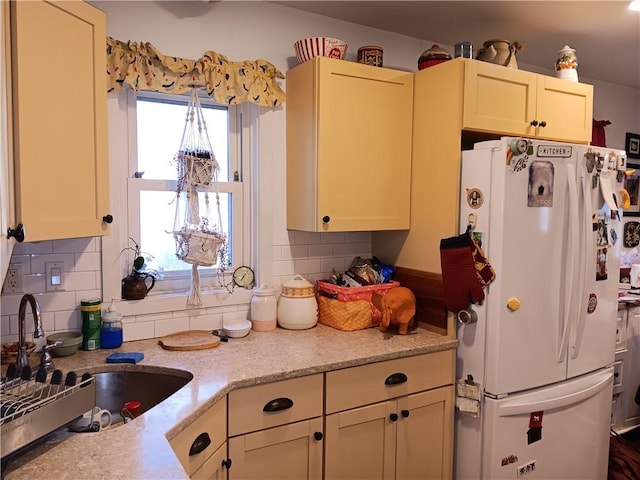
[{"left": 232, "top": 266, "right": 255, "bottom": 288}]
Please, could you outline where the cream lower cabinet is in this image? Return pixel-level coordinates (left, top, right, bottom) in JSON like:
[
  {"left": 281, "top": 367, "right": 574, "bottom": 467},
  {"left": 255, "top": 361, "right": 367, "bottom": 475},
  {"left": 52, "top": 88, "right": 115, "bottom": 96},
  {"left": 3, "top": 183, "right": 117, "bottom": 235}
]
[
  {"left": 8, "top": 0, "right": 110, "bottom": 242},
  {"left": 324, "top": 350, "right": 455, "bottom": 480},
  {"left": 325, "top": 386, "right": 453, "bottom": 480},
  {"left": 169, "top": 398, "right": 229, "bottom": 479},
  {"left": 286, "top": 57, "right": 413, "bottom": 232},
  {"left": 227, "top": 374, "right": 324, "bottom": 480}
]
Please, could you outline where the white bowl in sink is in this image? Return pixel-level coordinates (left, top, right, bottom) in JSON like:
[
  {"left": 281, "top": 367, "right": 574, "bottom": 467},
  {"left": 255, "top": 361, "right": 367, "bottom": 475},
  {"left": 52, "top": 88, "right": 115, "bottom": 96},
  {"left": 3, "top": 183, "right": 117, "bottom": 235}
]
[{"left": 223, "top": 320, "right": 251, "bottom": 338}]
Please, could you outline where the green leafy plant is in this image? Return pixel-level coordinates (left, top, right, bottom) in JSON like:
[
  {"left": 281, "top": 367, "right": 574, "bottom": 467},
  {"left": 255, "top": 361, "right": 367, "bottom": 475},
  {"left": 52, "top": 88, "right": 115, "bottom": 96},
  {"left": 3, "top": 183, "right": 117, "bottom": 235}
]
[{"left": 120, "top": 238, "right": 160, "bottom": 278}]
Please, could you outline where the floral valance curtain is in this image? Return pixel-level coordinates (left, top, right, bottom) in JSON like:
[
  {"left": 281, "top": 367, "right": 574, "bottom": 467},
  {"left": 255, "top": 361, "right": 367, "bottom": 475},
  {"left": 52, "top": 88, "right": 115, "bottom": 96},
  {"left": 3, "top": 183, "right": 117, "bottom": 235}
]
[{"left": 106, "top": 37, "right": 286, "bottom": 107}]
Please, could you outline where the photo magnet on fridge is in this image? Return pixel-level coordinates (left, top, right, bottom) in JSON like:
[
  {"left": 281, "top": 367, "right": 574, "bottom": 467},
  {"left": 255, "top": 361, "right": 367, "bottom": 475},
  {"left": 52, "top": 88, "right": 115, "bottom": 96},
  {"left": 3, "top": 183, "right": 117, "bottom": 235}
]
[{"left": 527, "top": 161, "right": 554, "bottom": 207}]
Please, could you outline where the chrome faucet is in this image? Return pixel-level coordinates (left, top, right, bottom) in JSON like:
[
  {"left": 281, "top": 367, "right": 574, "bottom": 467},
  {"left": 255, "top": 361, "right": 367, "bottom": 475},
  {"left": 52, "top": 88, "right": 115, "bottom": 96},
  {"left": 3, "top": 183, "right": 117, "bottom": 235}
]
[{"left": 16, "top": 294, "right": 45, "bottom": 376}]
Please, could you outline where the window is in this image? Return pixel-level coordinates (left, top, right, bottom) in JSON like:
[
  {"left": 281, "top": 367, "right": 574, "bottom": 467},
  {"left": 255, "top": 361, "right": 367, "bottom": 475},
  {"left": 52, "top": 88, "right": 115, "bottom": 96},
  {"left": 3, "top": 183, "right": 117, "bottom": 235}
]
[{"left": 102, "top": 88, "right": 254, "bottom": 310}]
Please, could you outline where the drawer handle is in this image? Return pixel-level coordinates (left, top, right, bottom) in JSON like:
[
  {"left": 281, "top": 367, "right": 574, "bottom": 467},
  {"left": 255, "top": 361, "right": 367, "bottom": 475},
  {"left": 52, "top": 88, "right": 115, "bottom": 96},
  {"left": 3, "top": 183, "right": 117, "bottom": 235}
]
[
  {"left": 401, "top": 409, "right": 410, "bottom": 418},
  {"left": 222, "top": 458, "right": 232, "bottom": 470},
  {"left": 189, "top": 432, "right": 211, "bottom": 456},
  {"left": 385, "top": 372, "right": 408, "bottom": 385},
  {"left": 389, "top": 413, "right": 398, "bottom": 422},
  {"left": 314, "top": 431, "right": 323, "bottom": 441},
  {"left": 263, "top": 397, "right": 294, "bottom": 412}
]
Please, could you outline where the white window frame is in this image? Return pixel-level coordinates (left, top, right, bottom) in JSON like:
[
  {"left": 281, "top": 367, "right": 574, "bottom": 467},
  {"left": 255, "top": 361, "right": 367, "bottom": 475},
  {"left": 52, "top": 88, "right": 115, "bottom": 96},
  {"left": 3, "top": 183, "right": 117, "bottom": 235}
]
[{"left": 101, "top": 88, "right": 256, "bottom": 315}]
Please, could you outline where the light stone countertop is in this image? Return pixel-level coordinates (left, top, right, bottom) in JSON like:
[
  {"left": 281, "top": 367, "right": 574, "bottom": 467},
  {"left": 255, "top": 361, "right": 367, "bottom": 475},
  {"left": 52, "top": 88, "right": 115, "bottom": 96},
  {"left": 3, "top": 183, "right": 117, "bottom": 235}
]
[{"left": 3, "top": 324, "right": 457, "bottom": 480}]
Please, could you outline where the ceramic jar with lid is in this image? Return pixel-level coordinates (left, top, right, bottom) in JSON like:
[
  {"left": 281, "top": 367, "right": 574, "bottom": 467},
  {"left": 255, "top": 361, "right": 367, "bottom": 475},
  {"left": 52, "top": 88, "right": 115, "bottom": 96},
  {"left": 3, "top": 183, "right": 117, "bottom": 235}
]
[
  {"left": 418, "top": 44, "right": 452, "bottom": 70},
  {"left": 555, "top": 45, "right": 578, "bottom": 82},
  {"left": 277, "top": 274, "right": 318, "bottom": 330},
  {"left": 250, "top": 284, "right": 277, "bottom": 331}
]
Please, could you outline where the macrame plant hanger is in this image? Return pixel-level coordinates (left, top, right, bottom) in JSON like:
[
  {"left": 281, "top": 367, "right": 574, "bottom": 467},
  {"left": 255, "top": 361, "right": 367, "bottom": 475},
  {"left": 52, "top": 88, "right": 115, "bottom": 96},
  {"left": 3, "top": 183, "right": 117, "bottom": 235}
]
[{"left": 173, "top": 85, "right": 226, "bottom": 305}]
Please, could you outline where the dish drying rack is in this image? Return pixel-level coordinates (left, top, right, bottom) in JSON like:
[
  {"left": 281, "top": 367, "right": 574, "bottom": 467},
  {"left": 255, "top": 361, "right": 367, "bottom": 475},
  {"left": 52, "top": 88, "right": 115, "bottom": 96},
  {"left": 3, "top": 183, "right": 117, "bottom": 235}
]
[{"left": 1, "top": 364, "right": 96, "bottom": 461}]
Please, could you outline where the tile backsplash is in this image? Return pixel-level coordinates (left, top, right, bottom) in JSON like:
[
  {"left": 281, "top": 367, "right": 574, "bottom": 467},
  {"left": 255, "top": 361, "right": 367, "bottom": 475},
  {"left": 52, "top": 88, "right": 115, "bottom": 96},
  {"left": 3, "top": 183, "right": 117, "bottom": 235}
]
[{"left": 1, "top": 232, "right": 371, "bottom": 346}]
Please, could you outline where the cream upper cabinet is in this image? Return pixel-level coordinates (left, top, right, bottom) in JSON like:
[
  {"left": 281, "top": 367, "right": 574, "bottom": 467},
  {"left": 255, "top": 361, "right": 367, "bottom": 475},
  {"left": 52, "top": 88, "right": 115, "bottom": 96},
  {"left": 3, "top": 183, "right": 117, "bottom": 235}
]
[
  {"left": 286, "top": 57, "right": 413, "bottom": 232},
  {"left": 1, "top": 1, "right": 15, "bottom": 290},
  {"left": 463, "top": 59, "right": 593, "bottom": 143},
  {"left": 9, "top": 0, "right": 109, "bottom": 242}
]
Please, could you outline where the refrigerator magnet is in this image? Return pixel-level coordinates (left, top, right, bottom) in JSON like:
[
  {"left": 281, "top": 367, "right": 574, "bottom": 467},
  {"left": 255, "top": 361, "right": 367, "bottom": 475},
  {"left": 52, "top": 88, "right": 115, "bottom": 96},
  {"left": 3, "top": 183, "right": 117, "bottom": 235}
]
[
  {"left": 587, "top": 293, "right": 597, "bottom": 314},
  {"left": 466, "top": 188, "right": 483, "bottom": 209},
  {"left": 596, "top": 248, "right": 608, "bottom": 281},
  {"left": 527, "top": 161, "right": 554, "bottom": 207}
]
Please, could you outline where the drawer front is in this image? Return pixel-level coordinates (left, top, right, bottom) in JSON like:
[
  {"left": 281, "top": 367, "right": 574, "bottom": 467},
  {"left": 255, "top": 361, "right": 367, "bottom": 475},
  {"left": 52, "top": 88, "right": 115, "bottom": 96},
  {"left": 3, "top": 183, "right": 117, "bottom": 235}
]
[
  {"left": 169, "top": 398, "right": 227, "bottom": 476},
  {"left": 228, "top": 374, "right": 323, "bottom": 437},
  {"left": 326, "top": 350, "right": 455, "bottom": 414}
]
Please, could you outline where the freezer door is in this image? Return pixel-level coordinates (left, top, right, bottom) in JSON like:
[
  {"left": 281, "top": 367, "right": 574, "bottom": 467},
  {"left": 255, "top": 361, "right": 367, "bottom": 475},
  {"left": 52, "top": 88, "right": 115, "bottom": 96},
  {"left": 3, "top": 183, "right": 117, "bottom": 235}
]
[
  {"left": 465, "top": 139, "right": 578, "bottom": 395},
  {"left": 480, "top": 368, "right": 613, "bottom": 480}
]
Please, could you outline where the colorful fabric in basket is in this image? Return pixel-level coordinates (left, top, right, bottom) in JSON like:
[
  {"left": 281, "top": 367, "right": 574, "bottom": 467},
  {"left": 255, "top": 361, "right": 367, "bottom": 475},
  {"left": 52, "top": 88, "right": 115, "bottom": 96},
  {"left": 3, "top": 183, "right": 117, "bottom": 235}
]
[{"left": 316, "top": 280, "right": 400, "bottom": 331}]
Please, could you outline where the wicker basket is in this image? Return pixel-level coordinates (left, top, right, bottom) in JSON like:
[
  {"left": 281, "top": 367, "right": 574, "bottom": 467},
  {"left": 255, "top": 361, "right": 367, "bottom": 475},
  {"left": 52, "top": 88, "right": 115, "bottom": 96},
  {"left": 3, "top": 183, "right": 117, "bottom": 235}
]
[
  {"left": 174, "top": 229, "right": 224, "bottom": 266},
  {"left": 316, "top": 280, "right": 400, "bottom": 331}
]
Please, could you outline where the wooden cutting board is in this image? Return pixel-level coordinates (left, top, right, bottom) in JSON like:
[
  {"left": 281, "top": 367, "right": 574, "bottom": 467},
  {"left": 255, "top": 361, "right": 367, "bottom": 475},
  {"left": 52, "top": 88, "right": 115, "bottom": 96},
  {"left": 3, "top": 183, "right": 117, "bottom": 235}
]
[{"left": 158, "top": 330, "right": 221, "bottom": 351}]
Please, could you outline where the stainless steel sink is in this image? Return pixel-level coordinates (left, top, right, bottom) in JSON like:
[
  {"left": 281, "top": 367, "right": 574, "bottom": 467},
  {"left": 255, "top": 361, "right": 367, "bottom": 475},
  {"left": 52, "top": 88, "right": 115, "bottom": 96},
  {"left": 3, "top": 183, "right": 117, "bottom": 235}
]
[{"left": 92, "top": 368, "right": 193, "bottom": 425}]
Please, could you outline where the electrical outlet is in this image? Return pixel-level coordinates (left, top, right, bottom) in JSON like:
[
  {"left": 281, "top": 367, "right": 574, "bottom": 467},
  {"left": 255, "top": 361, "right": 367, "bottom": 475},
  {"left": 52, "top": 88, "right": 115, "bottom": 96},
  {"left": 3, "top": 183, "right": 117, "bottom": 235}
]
[{"left": 4, "top": 264, "right": 23, "bottom": 294}]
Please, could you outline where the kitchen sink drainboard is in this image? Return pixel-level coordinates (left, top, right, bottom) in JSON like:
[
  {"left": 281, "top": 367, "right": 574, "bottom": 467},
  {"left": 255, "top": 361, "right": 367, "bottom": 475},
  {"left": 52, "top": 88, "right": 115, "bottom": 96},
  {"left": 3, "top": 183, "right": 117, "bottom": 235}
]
[{"left": 1, "top": 366, "right": 96, "bottom": 461}]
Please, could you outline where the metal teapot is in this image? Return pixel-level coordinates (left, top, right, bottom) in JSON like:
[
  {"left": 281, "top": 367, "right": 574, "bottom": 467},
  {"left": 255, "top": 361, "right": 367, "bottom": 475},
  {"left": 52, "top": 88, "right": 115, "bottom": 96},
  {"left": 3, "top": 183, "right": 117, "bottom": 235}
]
[
  {"left": 122, "top": 273, "right": 155, "bottom": 300},
  {"left": 476, "top": 39, "right": 522, "bottom": 68}
]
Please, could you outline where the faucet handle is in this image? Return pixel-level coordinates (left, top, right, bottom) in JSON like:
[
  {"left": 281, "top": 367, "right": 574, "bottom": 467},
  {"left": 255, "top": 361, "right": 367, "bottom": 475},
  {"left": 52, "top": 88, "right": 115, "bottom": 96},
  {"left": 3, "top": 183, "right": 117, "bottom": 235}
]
[{"left": 40, "top": 342, "right": 61, "bottom": 372}]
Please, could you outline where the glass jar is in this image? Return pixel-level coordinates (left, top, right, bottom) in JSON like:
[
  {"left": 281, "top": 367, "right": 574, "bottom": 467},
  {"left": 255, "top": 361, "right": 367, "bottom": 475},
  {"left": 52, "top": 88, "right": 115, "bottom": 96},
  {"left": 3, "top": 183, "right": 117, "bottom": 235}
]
[
  {"left": 250, "top": 284, "right": 277, "bottom": 331},
  {"left": 101, "top": 302, "right": 123, "bottom": 349},
  {"left": 555, "top": 45, "right": 578, "bottom": 82}
]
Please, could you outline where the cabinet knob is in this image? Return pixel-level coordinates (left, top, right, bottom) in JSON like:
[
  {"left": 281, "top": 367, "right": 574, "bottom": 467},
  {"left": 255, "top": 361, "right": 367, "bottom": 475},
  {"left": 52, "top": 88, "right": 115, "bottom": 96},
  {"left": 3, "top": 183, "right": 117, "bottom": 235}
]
[
  {"left": 7, "top": 224, "right": 25, "bottom": 243},
  {"left": 322, "top": 216, "right": 331, "bottom": 223},
  {"left": 102, "top": 214, "right": 114, "bottom": 224},
  {"left": 389, "top": 413, "right": 398, "bottom": 422},
  {"left": 221, "top": 458, "right": 232, "bottom": 470},
  {"left": 188, "top": 432, "right": 211, "bottom": 456},
  {"left": 314, "top": 431, "right": 323, "bottom": 441},
  {"left": 401, "top": 409, "right": 410, "bottom": 418},
  {"left": 539, "top": 121, "right": 547, "bottom": 128},
  {"left": 530, "top": 120, "right": 539, "bottom": 127}
]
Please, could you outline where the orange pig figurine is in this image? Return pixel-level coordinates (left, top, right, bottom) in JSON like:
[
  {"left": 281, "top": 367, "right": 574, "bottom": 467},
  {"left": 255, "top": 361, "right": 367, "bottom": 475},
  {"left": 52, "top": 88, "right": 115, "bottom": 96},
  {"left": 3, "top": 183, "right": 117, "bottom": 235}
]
[{"left": 371, "top": 287, "right": 416, "bottom": 335}]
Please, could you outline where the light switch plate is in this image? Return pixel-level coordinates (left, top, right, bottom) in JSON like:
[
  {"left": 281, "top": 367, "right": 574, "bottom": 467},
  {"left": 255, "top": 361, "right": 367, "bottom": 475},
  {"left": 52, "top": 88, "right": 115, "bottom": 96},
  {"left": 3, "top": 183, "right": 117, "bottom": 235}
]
[{"left": 45, "top": 261, "right": 65, "bottom": 292}]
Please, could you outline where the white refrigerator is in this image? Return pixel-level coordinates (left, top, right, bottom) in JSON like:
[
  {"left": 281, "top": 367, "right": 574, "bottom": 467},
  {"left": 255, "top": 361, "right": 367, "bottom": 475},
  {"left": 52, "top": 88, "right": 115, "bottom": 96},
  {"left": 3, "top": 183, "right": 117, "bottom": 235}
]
[{"left": 454, "top": 137, "right": 627, "bottom": 479}]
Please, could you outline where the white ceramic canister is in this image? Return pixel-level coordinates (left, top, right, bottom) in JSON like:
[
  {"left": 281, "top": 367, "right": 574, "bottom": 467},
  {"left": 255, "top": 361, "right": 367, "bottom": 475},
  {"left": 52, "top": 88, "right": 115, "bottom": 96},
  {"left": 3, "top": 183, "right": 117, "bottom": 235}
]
[
  {"left": 277, "top": 274, "right": 318, "bottom": 330},
  {"left": 250, "top": 284, "right": 277, "bottom": 331}
]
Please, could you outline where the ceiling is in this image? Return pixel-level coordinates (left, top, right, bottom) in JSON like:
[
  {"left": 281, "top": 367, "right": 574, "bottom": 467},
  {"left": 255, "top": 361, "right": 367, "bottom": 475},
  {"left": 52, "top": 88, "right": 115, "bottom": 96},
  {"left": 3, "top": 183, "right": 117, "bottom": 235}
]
[{"left": 272, "top": 1, "right": 640, "bottom": 90}]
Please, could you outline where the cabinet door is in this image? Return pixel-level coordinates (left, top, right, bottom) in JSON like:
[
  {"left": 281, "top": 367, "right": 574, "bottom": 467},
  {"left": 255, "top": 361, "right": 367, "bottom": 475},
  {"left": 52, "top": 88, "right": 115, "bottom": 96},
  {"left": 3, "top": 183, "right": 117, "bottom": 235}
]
[
  {"left": 192, "top": 442, "right": 228, "bottom": 480},
  {"left": 228, "top": 417, "right": 323, "bottom": 480},
  {"left": 0, "top": 0, "right": 14, "bottom": 290},
  {"left": 462, "top": 60, "right": 537, "bottom": 136},
  {"left": 325, "top": 400, "right": 396, "bottom": 480},
  {"left": 396, "top": 386, "right": 454, "bottom": 480},
  {"left": 286, "top": 57, "right": 412, "bottom": 232},
  {"left": 10, "top": 0, "right": 109, "bottom": 241},
  {"left": 535, "top": 75, "right": 593, "bottom": 143}
]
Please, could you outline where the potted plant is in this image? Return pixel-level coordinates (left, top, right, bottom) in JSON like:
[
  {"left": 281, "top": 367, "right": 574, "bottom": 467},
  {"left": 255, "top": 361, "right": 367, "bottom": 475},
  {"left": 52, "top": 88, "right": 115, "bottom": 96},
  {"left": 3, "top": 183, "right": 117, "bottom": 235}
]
[{"left": 121, "top": 238, "right": 159, "bottom": 300}]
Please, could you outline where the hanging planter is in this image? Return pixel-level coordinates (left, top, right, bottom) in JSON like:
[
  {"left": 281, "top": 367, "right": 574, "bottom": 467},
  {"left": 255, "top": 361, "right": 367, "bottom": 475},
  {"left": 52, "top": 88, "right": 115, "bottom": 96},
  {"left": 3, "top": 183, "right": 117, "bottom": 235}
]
[
  {"left": 175, "top": 226, "right": 225, "bottom": 267},
  {"left": 171, "top": 85, "right": 228, "bottom": 305},
  {"left": 175, "top": 149, "right": 217, "bottom": 189}
]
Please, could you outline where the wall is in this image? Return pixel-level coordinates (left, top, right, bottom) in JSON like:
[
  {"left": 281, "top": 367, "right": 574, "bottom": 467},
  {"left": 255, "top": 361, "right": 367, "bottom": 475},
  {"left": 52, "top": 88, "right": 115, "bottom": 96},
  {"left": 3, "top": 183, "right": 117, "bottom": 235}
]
[{"left": 2, "top": 1, "right": 639, "bottom": 345}]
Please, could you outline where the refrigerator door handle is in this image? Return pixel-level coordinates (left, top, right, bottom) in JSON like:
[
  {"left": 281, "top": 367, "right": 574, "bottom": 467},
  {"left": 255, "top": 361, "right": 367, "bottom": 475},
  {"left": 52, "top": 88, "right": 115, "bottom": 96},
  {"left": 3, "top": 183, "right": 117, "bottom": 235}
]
[
  {"left": 570, "top": 165, "right": 594, "bottom": 359},
  {"left": 558, "top": 164, "right": 579, "bottom": 363},
  {"left": 497, "top": 368, "right": 613, "bottom": 417}
]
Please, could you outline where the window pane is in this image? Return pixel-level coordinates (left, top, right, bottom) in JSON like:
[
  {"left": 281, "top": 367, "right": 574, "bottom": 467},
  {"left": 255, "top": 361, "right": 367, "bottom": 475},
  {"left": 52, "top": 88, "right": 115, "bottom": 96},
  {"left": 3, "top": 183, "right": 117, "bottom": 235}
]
[
  {"left": 140, "top": 190, "right": 232, "bottom": 273},
  {"left": 136, "top": 98, "right": 229, "bottom": 181}
]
